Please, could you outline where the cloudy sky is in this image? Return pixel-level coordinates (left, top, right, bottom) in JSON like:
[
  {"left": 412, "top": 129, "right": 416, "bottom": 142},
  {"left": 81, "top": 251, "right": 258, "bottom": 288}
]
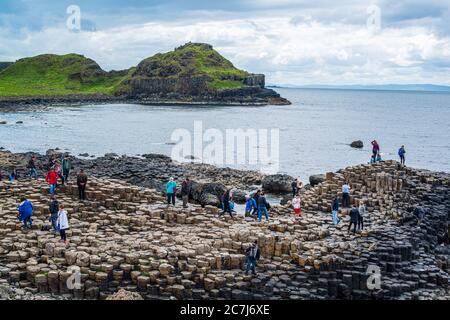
[{"left": 1, "top": 0, "right": 450, "bottom": 85}]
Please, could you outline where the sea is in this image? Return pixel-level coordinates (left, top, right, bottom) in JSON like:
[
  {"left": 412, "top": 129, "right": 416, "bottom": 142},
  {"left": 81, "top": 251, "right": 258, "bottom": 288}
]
[{"left": 1, "top": 88, "right": 449, "bottom": 183}]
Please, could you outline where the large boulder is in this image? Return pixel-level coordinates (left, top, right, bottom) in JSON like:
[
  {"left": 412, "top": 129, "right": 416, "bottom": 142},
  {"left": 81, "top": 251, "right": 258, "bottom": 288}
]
[
  {"left": 309, "top": 174, "right": 325, "bottom": 187},
  {"left": 350, "top": 140, "right": 364, "bottom": 148},
  {"left": 199, "top": 193, "right": 220, "bottom": 207},
  {"left": 231, "top": 189, "right": 247, "bottom": 204},
  {"left": 262, "top": 174, "right": 294, "bottom": 193}
]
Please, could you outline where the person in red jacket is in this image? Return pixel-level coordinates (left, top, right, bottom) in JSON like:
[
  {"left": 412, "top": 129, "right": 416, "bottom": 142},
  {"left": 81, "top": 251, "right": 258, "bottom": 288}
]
[{"left": 46, "top": 167, "right": 58, "bottom": 195}]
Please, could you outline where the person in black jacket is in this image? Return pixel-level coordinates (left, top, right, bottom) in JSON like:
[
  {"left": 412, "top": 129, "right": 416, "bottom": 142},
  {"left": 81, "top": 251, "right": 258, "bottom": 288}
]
[
  {"left": 252, "top": 190, "right": 261, "bottom": 216},
  {"left": 257, "top": 192, "right": 269, "bottom": 222},
  {"left": 219, "top": 189, "right": 233, "bottom": 218},
  {"left": 181, "top": 177, "right": 190, "bottom": 208},
  {"left": 348, "top": 205, "right": 359, "bottom": 234},
  {"left": 245, "top": 240, "right": 261, "bottom": 275},
  {"left": 48, "top": 195, "right": 59, "bottom": 232}
]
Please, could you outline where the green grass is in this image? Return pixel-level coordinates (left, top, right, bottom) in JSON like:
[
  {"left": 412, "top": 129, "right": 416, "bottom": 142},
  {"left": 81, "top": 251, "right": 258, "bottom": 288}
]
[
  {"left": 0, "top": 54, "right": 131, "bottom": 97},
  {"left": 0, "top": 43, "right": 253, "bottom": 97}
]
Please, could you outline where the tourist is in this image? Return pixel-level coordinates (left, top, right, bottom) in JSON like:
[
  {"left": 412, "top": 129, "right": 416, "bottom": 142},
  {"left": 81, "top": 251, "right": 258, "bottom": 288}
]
[
  {"left": 398, "top": 145, "right": 406, "bottom": 165},
  {"left": 47, "top": 155, "right": 56, "bottom": 171},
  {"left": 331, "top": 196, "right": 340, "bottom": 225},
  {"left": 62, "top": 155, "right": 72, "bottom": 182},
  {"left": 17, "top": 197, "right": 33, "bottom": 229},
  {"left": 76, "top": 169, "right": 88, "bottom": 200},
  {"left": 358, "top": 201, "right": 367, "bottom": 231},
  {"left": 252, "top": 190, "right": 261, "bottom": 215},
  {"left": 9, "top": 167, "right": 18, "bottom": 181},
  {"left": 219, "top": 189, "right": 233, "bottom": 218},
  {"left": 342, "top": 182, "right": 350, "bottom": 208},
  {"left": 371, "top": 140, "right": 380, "bottom": 158},
  {"left": 245, "top": 240, "right": 260, "bottom": 275},
  {"left": 0, "top": 169, "right": 2, "bottom": 181},
  {"left": 348, "top": 204, "right": 359, "bottom": 234},
  {"left": 48, "top": 195, "right": 59, "bottom": 232},
  {"left": 292, "top": 194, "right": 302, "bottom": 217},
  {"left": 54, "top": 160, "right": 64, "bottom": 185},
  {"left": 46, "top": 167, "right": 58, "bottom": 195},
  {"left": 245, "top": 195, "right": 257, "bottom": 217},
  {"left": 257, "top": 192, "right": 269, "bottom": 222},
  {"left": 56, "top": 204, "right": 70, "bottom": 243},
  {"left": 28, "top": 156, "right": 38, "bottom": 179},
  {"left": 181, "top": 177, "right": 190, "bottom": 208},
  {"left": 166, "top": 177, "right": 177, "bottom": 206}
]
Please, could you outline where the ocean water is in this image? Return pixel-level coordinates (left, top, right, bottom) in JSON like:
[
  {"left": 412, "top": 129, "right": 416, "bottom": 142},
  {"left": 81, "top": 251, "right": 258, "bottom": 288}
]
[{"left": 1, "top": 88, "right": 449, "bottom": 182}]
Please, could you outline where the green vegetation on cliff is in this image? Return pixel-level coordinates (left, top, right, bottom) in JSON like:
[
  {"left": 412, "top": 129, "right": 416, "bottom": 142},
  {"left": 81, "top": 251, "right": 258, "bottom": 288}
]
[
  {"left": 0, "top": 54, "right": 131, "bottom": 97},
  {"left": 0, "top": 62, "right": 13, "bottom": 72},
  {"left": 0, "top": 43, "right": 258, "bottom": 98}
]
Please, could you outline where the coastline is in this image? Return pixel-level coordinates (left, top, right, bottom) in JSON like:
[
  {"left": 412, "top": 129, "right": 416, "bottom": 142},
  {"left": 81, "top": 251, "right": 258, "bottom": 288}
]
[{"left": 0, "top": 150, "right": 449, "bottom": 300}]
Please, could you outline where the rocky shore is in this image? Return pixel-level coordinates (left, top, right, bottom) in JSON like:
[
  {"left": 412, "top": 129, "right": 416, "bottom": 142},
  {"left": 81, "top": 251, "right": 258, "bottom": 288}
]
[{"left": 0, "top": 151, "right": 448, "bottom": 300}]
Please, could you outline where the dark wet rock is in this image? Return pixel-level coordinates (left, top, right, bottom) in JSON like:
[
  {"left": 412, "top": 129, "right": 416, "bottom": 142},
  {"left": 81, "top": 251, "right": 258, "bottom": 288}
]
[
  {"left": 309, "top": 174, "right": 325, "bottom": 187},
  {"left": 231, "top": 189, "right": 247, "bottom": 204},
  {"left": 0, "top": 121, "right": 6, "bottom": 125},
  {"left": 350, "top": 140, "right": 364, "bottom": 148},
  {"left": 16, "top": 121, "right": 23, "bottom": 124},
  {"left": 262, "top": 174, "right": 294, "bottom": 193},
  {"left": 78, "top": 153, "right": 89, "bottom": 157}
]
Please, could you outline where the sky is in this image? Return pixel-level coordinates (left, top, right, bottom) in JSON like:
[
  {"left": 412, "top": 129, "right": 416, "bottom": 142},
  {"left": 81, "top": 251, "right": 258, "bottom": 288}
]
[{"left": 1, "top": 0, "right": 450, "bottom": 85}]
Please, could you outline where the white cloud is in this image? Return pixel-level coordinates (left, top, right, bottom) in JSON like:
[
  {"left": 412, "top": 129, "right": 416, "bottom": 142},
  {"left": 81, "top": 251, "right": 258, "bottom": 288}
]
[{"left": 1, "top": 14, "right": 450, "bottom": 85}]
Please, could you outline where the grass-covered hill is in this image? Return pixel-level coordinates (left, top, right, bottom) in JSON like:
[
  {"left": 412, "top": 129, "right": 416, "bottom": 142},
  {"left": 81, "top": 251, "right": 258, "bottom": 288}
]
[{"left": 0, "top": 43, "right": 289, "bottom": 104}]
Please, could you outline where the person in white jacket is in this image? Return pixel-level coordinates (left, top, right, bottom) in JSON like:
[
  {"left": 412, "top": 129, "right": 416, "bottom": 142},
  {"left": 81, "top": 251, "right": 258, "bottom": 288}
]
[
  {"left": 56, "top": 204, "right": 70, "bottom": 243},
  {"left": 358, "top": 201, "right": 367, "bottom": 231},
  {"left": 292, "top": 194, "right": 302, "bottom": 217}
]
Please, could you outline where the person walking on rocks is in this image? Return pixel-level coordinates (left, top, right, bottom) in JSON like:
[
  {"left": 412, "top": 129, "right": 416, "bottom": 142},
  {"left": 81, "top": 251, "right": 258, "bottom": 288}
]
[
  {"left": 398, "top": 145, "right": 406, "bottom": 165},
  {"left": 62, "top": 155, "right": 72, "bottom": 182},
  {"left": 77, "top": 169, "right": 88, "bottom": 201},
  {"left": 46, "top": 167, "right": 58, "bottom": 195},
  {"left": 358, "top": 201, "right": 367, "bottom": 231},
  {"left": 27, "top": 156, "right": 38, "bottom": 179},
  {"left": 291, "top": 179, "right": 298, "bottom": 197},
  {"left": 371, "top": 140, "right": 380, "bottom": 159},
  {"left": 292, "top": 194, "right": 302, "bottom": 217},
  {"left": 220, "top": 189, "right": 233, "bottom": 218},
  {"left": 181, "top": 177, "right": 190, "bottom": 208},
  {"left": 48, "top": 195, "right": 59, "bottom": 232},
  {"left": 348, "top": 204, "right": 359, "bottom": 234},
  {"left": 252, "top": 190, "right": 261, "bottom": 216},
  {"left": 54, "top": 160, "right": 64, "bottom": 185},
  {"left": 166, "top": 177, "right": 177, "bottom": 206},
  {"left": 331, "top": 197, "right": 340, "bottom": 225},
  {"left": 18, "top": 197, "right": 33, "bottom": 229},
  {"left": 257, "top": 192, "right": 269, "bottom": 223},
  {"left": 245, "top": 240, "right": 260, "bottom": 275},
  {"left": 56, "top": 204, "right": 69, "bottom": 243},
  {"left": 245, "top": 195, "right": 257, "bottom": 217},
  {"left": 342, "top": 182, "right": 351, "bottom": 208}
]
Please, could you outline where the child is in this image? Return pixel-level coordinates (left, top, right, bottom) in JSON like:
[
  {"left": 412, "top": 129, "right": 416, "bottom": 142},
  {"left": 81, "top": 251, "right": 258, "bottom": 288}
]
[
  {"left": 56, "top": 204, "right": 70, "bottom": 243},
  {"left": 292, "top": 194, "right": 302, "bottom": 217}
]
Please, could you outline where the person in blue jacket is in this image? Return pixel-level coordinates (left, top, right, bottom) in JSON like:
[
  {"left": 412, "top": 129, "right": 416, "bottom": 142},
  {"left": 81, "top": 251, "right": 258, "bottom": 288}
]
[
  {"left": 331, "top": 197, "right": 340, "bottom": 225},
  {"left": 245, "top": 195, "right": 257, "bottom": 217},
  {"left": 18, "top": 197, "right": 33, "bottom": 229},
  {"left": 398, "top": 145, "right": 406, "bottom": 165},
  {"left": 166, "top": 177, "right": 177, "bottom": 206}
]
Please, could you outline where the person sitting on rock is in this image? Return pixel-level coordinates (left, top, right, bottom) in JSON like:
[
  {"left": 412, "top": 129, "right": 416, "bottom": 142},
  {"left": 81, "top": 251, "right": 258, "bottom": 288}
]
[
  {"left": 257, "top": 192, "right": 269, "bottom": 223},
  {"left": 56, "top": 204, "right": 70, "bottom": 243},
  {"left": 46, "top": 167, "right": 58, "bottom": 195},
  {"left": 17, "top": 197, "right": 33, "bottom": 229},
  {"left": 348, "top": 204, "right": 359, "bottom": 234},
  {"left": 358, "top": 200, "right": 367, "bottom": 231},
  {"left": 331, "top": 196, "right": 340, "bottom": 225},
  {"left": 166, "top": 177, "right": 177, "bottom": 206},
  {"left": 292, "top": 194, "right": 302, "bottom": 217},
  {"left": 245, "top": 195, "right": 257, "bottom": 217},
  {"left": 48, "top": 195, "right": 59, "bottom": 233},
  {"left": 245, "top": 240, "right": 260, "bottom": 275}
]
